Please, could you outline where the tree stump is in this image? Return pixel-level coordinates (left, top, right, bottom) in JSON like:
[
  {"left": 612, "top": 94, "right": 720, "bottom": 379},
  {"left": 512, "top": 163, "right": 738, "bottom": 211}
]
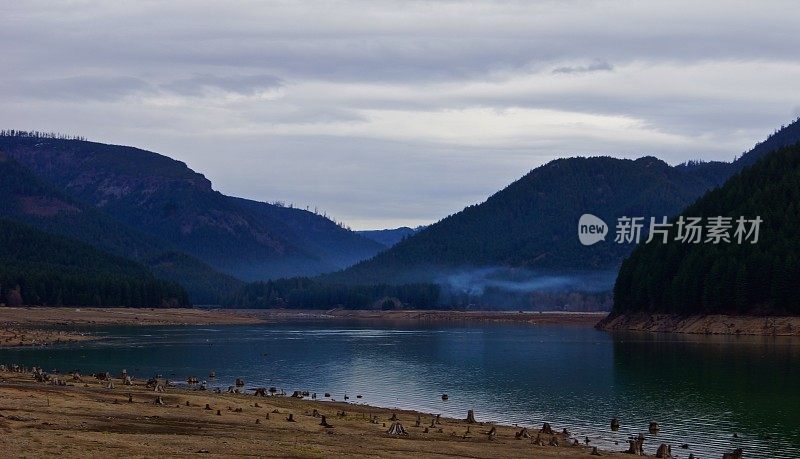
[
  {"left": 627, "top": 434, "right": 645, "bottom": 455},
  {"left": 515, "top": 427, "right": 530, "bottom": 439},
  {"left": 154, "top": 396, "right": 164, "bottom": 405},
  {"left": 540, "top": 422, "right": 554, "bottom": 434},
  {"left": 415, "top": 415, "right": 421, "bottom": 427},
  {"left": 611, "top": 418, "right": 620, "bottom": 431},
  {"left": 320, "top": 415, "right": 333, "bottom": 428},
  {"left": 722, "top": 449, "right": 743, "bottom": 459},
  {"left": 655, "top": 443, "right": 672, "bottom": 458},
  {"left": 487, "top": 426, "right": 497, "bottom": 441},
  {"left": 649, "top": 422, "right": 660, "bottom": 434},
  {"left": 591, "top": 446, "right": 601, "bottom": 456},
  {"left": 466, "top": 409, "right": 477, "bottom": 423},
  {"left": 387, "top": 422, "right": 408, "bottom": 435},
  {"left": 235, "top": 378, "right": 245, "bottom": 387},
  {"left": 441, "top": 394, "right": 448, "bottom": 401},
  {"left": 548, "top": 436, "right": 559, "bottom": 446},
  {"left": 286, "top": 413, "right": 296, "bottom": 422}
]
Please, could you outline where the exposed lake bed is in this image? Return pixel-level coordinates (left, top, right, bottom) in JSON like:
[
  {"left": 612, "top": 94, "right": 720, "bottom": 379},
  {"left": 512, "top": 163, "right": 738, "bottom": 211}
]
[{"left": 0, "top": 311, "right": 797, "bottom": 458}]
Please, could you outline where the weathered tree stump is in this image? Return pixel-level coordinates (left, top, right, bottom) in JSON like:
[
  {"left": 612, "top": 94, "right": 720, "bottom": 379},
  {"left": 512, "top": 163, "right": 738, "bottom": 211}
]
[
  {"left": 487, "top": 426, "right": 497, "bottom": 441},
  {"left": 254, "top": 388, "right": 267, "bottom": 397},
  {"left": 722, "top": 449, "right": 743, "bottom": 459},
  {"left": 390, "top": 413, "right": 398, "bottom": 421},
  {"left": 216, "top": 409, "right": 221, "bottom": 416},
  {"left": 611, "top": 418, "right": 620, "bottom": 431},
  {"left": 649, "top": 422, "right": 660, "bottom": 434},
  {"left": 441, "top": 394, "right": 448, "bottom": 401},
  {"left": 655, "top": 443, "right": 672, "bottom": 458},
  {"left": 235, "top": 378, "right": 245, "bottom": 387},
  {"left": 515, "top": 427, "right": 530, "bottom": 439},
  {"left": 591, "top": 446, "right": 601, "bottom": 456},
  {"left": 548, "top": 436, "right": 559, "bottom": 446},
  {"left": 320, "top": 415, "right": 333, "bottom": 428},
  {"left": 540, "top": 422, "right": 554, "bottom": 434},
  {"left": 204, "top": 403, "right": 212, "bottom": 410},
  {"left": 627, "top": 434, "right": 645, "bottom": 455},
  {"left": 415, "top": 415, "right": 421, "bottom": 427},
  {"left": 387, "top": 422, "right": 408, "bottom": 435},
  {"left": 128, "top": 394, "right": 133, "bottom": 403},
  {"left": 466, "top": 409, "right": 477, "bottom": 423},
  {"left": 286, "top": 413, "right": 296, "bottom": 422},
  {"left": 154, "top": 396, "right": 164, "bottom": 405},
  {"left": 123, "top": 376, "right": 132, "bottom": 385},
  {"left": 291, "top": 390, "right": 303, "bottom": 398}
]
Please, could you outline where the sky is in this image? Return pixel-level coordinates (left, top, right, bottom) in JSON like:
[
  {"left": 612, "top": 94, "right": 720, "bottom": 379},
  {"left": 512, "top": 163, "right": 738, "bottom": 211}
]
[{"left": 2, "top": 1, "right": 799, "bottom": 229}]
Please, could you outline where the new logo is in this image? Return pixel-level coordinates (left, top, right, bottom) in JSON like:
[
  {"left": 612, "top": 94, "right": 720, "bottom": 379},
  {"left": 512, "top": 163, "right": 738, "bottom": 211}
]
[{"left": 578, "top": 214, "right": 608, "bottom": 246}]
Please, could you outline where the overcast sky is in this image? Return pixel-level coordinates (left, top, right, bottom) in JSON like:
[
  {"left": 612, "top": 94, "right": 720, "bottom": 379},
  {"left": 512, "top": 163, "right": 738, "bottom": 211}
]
[{"left": 2, "top": 1, "right": 799, "bottom": 229}]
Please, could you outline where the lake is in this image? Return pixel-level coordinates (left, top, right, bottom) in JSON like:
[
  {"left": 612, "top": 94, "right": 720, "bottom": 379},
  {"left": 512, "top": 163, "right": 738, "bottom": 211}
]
[{"left": 1, "top": 321, "right": 797, "bottom": 458}]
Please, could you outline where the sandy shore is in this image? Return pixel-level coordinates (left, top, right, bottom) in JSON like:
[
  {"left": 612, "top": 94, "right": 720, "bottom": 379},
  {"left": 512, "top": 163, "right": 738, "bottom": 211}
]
[
  {"left": 0, "top": 307, "right": 266, "bottom": 347},
  {"left": 0, "top": 367, "right": 627, "bottom": 458},
  {"left": 597, "top": 312, "right": 800, "bottom": 336}
]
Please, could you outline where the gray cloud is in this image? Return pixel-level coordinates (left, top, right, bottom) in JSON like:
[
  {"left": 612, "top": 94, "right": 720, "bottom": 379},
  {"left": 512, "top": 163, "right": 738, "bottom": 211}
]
[
  {"left": 552, "top": 62, "right": 614, "bottom": 74},
  {"left": 161, "top": 74, "right": 283, "bottom": 96}
]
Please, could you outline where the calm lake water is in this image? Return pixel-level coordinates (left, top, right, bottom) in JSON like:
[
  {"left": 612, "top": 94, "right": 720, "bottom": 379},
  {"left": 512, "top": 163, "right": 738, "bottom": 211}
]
[{"left": 1, "top": 321, "right": 798, "bottom": 458}]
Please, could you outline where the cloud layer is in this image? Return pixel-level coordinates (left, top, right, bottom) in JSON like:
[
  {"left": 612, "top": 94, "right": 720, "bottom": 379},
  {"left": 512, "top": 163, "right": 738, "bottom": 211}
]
[{"left": 1, "top": 0, "right": 799, "bottom": 228}]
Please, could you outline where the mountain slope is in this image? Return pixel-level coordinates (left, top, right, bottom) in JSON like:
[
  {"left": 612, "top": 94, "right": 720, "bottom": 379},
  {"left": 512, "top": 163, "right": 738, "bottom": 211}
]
[
  {"left": 612, "top": 143, "right": 800, "bottom": 315},
  {"left": 326, "top": 119, "right": 800, "bottom": 287},
  {"left": 0, "top": 134, "right": 383, "bottom": 281},
  {"left": 0, "top": 218, "right": 188, "bottom": 307},
  {"left": 357, "top": 226, "right": 423, "bottom": 248},
  {"left": 0, "top": 148, "right": 240, "bottom": 303}
]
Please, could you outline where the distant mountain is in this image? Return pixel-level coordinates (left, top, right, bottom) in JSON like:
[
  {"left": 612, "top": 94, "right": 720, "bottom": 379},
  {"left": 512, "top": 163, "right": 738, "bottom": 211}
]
[
  {"left": 356, "top": 226, "right": 424, "bottom": 248},
  {"left": 326, "top": 119, "right": 800, "bottom": 288},
  {"left": 0, "top": 148, "right": 240, "bottom": 303},
  {"left": 0, "top": 218, "right": 188, "bottom": 307},
  {"left": 612, "top": 142, "right": 800, "bottom": 315},
  {"left": 0, "top": 134, "right": 383, "bottom": 282}
]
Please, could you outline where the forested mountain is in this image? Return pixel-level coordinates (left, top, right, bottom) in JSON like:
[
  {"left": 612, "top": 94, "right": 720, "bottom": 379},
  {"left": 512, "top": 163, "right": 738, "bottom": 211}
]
[
  {"left": 0, "top": 218, "right": 188, "bottom": 307},
  {"left": 356, "top": 226, "right": 424, "bottom": 247},
  {"left": 0, "top": 133, "right": 383, "bottom": 282},
  {"left": 0, "top": 148, "right": 240, "bottom": 303},
  {"left": 612, "top": 143, "right": 800, "bottom": 315},
  {"left": 325, "top": 119, "right": 800, "bottom": 288}
]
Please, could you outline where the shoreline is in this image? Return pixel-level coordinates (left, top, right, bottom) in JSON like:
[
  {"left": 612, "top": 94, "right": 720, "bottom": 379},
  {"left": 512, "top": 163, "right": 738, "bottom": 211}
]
[
  {"left": 0, "top": 366, "right": 626, "bottom": 458},
  {"left": 597, "top": 312, "right": 800, "bottom": 336},
  {"left": 0, "top": 308, "right": 607, "bottom": 347}
]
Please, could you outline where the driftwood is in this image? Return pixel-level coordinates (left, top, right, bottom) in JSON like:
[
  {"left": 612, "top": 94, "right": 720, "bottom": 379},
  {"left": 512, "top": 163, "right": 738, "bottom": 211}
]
[
  {"left": 466, "top": 409, "right": 477, "bottom": 423},
  {"left": 286, "top": 413, "right": 296, "bottom": 422},
  {"left": 627, "top": 434, "right": 645, "bottom": 455},
  {"left": 649, "top": 422, "right": 660, "bottom": 434},
  {"left": 320, "top": 415, "right": 333, "bottom": 428},
  {"left": 611, "top": 418, "right": 620, "bottom": 431},
  {"left": 515, "top": 427, "right": 530, "bottom": 439},
  {"left": 655, "top": 443, "right": 672, "bottom": 458},
  {"left": 722, "top": 449, "right": 743, "bottom": 459},
  {"left": 540, "top": 422, "right": 554, "bottom": 434},
  {"left": 387, "top": 422, "right": 408, "bottom": 436}
]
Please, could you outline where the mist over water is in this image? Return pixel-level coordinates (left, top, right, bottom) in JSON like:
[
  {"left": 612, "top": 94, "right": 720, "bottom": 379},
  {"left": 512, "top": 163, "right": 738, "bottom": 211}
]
[
  {"left": 438, "top": 267, "right": 617, "bottom": 295},
  {"left": 1, "top": 321, "right": 797, "bottom": 458}
]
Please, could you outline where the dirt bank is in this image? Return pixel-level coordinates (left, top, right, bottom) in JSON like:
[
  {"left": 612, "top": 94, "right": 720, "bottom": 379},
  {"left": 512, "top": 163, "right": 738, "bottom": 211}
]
[
  {"left": 0, "top": 367, "right": 625, "bottom": 458},
  {"left": 597, "top": 313, "right": 800, "bottom": 336}
]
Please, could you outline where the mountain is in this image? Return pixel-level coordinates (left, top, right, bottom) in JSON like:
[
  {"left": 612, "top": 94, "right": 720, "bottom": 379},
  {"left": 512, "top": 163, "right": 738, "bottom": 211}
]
[
  {"left": 326, "top": 119, "right": 800, "bottom": 289},
  {"left": 0, "top": 218, "right": 188, "bottom": 307},
  {"left": 0, "top": 147, "right": 240, "bottom": 303},
  {"left": 612, "top": 142, "right": 800, "bottom": 315},
  {"left": 0, "top": 133, "right": 383, "bottom": 282},
  {"left": 356, "top": 226, "right": 424, "bottom": 248}
]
